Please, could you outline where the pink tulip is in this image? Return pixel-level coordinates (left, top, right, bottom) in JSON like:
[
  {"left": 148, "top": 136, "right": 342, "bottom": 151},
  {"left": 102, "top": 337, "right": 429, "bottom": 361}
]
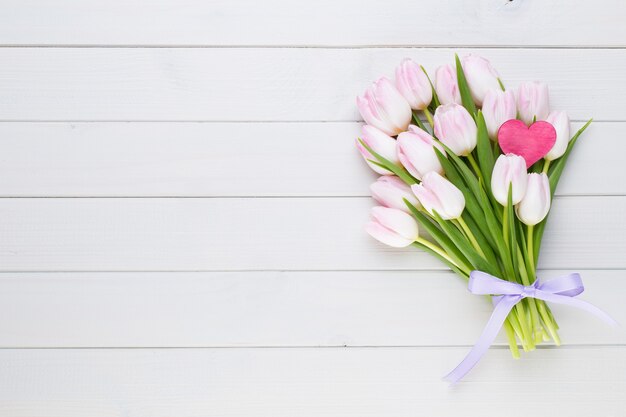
[
  {"left": 397, "top": 127, "right": 444, "bottom": 180},
  {"left": 395, "top": 59, "right": 433, "bottom": 110},
  {"left": 433, "top": 103, "right": 477, "bottom": 156},
  {"left": 544, "top": 110, "right": 571, "bottom": 161},
  {"left": 491, "top": 154, "right": 528, "bottom": 205},
  {"left": 366, "top": 206, "right": 419, "bottom": 247},
  {"left": 356, "top": 125, "right": 400, "bottom": 175},
  {"left": 461, "top": 54, "right": 501, "bottom": 106},
  {"left": 357, "top": 77, "right": 412, "bottom": 136},
  {"left": 411, "top": 172, "right": 465, "bottom": 220},
  {"left": 482, "top": 89, "right": 517, "bottom": 140},
  {"left": 516, "top": 173, "right": 551, "bottom": 226},
  {"left": 370, "top": 176, "right": 420, "bottom": 212},
  {"left": 434, "top": 64, "right": 462, "bottom": 105},
  {"left": 516, "top": 81, "right": 550, "bottom": 125}
]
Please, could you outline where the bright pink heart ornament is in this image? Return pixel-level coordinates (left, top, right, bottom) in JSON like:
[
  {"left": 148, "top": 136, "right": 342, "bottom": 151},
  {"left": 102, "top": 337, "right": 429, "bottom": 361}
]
[{"left": 497, "top": 120, "right": 557, "bottom": 168}]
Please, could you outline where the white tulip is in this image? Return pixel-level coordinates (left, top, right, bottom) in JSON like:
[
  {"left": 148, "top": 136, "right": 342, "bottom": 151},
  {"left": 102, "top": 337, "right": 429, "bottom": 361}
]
[
  {"left": 516, "top": 173, "right": 551, "bottom": 226},
  {"left": 544, "top": 111, "right": 571, "bottom": 161},
  {"left": 366, "top": 206, "right": 419, "bottom": 247},
  {"left": 491, "top": 154, "right": 528, "bottom": 205}
]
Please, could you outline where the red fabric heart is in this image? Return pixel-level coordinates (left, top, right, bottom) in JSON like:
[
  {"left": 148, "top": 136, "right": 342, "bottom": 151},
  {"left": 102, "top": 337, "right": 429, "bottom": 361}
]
[{"left": 498, "top": 120, "right": 556, "bottom": 168}]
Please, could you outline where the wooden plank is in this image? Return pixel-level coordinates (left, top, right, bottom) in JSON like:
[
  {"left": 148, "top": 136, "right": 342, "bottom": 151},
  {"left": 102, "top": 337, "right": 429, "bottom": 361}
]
[
  {"left": 0, "top": 270, "right": 620, "bottom": 348},
  {"left": 0, "top": 347, "right": 623, "bottom": 416},
  {"left": 0, "top": 0, "right": 623, "bottom": 47},
  {"left": 0, "top": 48, "right": 623, "bottom": 121},
  {"left": 0, "top": 196, "right": 623, "bottom": 271},
  {"left": 0, "top": 121, "right": 617, "bottom": 197}
]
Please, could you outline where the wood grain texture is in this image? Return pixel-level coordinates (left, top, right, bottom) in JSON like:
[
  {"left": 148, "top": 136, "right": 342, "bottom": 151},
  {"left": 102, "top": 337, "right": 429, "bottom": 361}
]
[
  {"left": 0, "top": 347, "right": 623, "bottom": 417},
  {"left": 0, "top": 121, "right": 618, "bottom": 197},
  {"left": 0, "top": 48, "right": 623, "bottom": 121},
  {"left": 0, "top": 270, "right": 620, "bottom": 348},
  {"left": 0, "top": 196, "right": 623, "bottom": 271},
  {"left": 0, "top": 0, "right": 623, "bottom": 47},
  {"left": 0, "top": 0, "right": 624, "bottom": 409}
]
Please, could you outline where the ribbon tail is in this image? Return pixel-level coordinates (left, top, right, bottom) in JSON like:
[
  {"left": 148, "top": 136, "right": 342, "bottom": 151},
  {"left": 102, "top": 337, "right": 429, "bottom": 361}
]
[
  {"left": 444, "top": 295, "right": 521, "bottom": 384},
  {"left": 535, "top": 292, "right": 618, "bottom": 326}
]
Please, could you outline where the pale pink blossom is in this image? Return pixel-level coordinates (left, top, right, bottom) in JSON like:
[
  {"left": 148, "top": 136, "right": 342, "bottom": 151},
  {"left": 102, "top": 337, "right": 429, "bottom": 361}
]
[
  {"left": 461, "top": 54, "right": 501, "bottom": 106},
  {"left": 491, "top": 154, "right": 528, "bottom": 205},
  {"left": 433, "top": 103, "right": 477, "bottom": 156},
  {"left": 411, "top": 172, "right": 465, "bottom": 220},
  {"left": 482, "top": 89, "right": 517, "bottom": 140},
  {"left": 357, "top": 77, "right": 412, "bottom": 136},
  {"left": 370, "top": 176, "right": 420, "bottom": 212},
  {"left": 434, "top": 64, "right": 462, "bottom": 105},
  {"left": 544, "top": 111, "right": 571, "bottom": 161},
  {"left": 397, "top": 127, "right": 444, "bottom": 180},
  {"left": 355, "top": 125, "right": 400, "bottom": 175},
  {"left": 395, "top": 59, "right": 432, "bottom": 110},
  {"left": 516, "top": 81, "right": 550, "bottom": 125},
  {"left": 516, "top": 173, "right": 551, "bottom": 226},
  {"left": 366, "top": 206, "right": 419, "bottom": 247}
]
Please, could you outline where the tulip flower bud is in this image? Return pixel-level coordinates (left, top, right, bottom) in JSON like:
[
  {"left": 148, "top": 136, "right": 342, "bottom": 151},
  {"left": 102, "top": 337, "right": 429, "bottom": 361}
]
[
  {"left": 433, "top": 103, "right": 477, "bottom": 156},
  {"left": 355, "top": 125, "right": 400, "bottom": 175},
  {"left": 411, "top": 172, "right": 465, "bottom": 220},
  {"left": 482, "top": 89, "right": 517, "bottom": 140},
  {"left": 515, "top": 173, "right": 551, "bottom": 226},
  {"left": 357, "top": 77, "right": 412, "bottom": 136},
  {"left": 516, "top": 81, "right": 550, "bottom": 125},
  {"left": 395, "top": 59, "right": 433, "bottom": 111},
  {"left": 434, "top": 64, "right": 462, "bottom": 106},
  {"left": 397, "top": 127, "right": 445, "bottom": 180},
  {"left": 544, "top": 110, "right": 571, "bottom": 161},
  {"left": 491, "top": 154, "right": 528, "bottom": 205},
  {"left": 365, "top": 206, "right": 419, "bottom": 248},
  {"left": 371, "top": 176, "right": 420, "bottom": 212},
  {"left": 461, "top": 54, "right": 501, "bottom": 106}
]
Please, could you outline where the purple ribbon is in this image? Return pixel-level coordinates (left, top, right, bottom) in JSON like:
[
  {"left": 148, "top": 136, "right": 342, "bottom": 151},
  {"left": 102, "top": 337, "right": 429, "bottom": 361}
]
[{"left": 444, "top": 271, "right": 617, "bottom": 384}]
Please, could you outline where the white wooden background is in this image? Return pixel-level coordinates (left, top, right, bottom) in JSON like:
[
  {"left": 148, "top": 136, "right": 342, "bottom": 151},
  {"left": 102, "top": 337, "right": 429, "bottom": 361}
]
[{"left": 0, "top": 1, "right": 625, "bottom": 415}]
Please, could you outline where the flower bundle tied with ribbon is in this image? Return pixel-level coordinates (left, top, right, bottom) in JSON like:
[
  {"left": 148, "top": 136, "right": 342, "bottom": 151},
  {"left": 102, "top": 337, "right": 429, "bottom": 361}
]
[{"left": 355, "top": 54, "right": 616, "bottom": 383}]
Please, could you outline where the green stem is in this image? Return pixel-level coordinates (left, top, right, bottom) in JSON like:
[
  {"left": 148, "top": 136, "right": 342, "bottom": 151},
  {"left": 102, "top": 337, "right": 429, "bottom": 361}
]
[
  {"left": 516, "top": 248, "right": 540, "bottom": 348},
  {"left": 502, "top": 204, "right": 509, "bottom": 249},
  {"left": 527, "top": 225, "right": 535, "bottom": 274},
  {"left": 415, "top": 237, "right": 470, "bottom": 276},
  {"left": 537, "top": 301, "right": 561, "bottom": 345},
  {"left": 466, "top": 153, "right": 482, "bottom": 180},
  {"left": 503, "top": 319, "right": 520, "bottom": 359},
  {"left": 456, "top": 217, "right": 486, "bottom": 258},
  {"left": 411, "top": 111, "right": 427, "bottom": 131},
  {"left": 542, "top": 159, "right": 551, "bottom": 174},
  {"left": 423, "top": 107, "right": 434, "bottom": 128}
]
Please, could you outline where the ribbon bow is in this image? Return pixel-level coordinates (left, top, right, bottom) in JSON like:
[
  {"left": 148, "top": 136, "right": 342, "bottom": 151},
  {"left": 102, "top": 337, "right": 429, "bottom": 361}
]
[{"left": 444, "top": 271, "right": 617, "bottom": 384}]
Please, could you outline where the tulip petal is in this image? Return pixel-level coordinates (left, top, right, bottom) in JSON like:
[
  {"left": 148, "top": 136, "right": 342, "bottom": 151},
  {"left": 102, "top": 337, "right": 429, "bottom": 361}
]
[{"left": 365, "top": 221, "right": 414, "bottom": 248}]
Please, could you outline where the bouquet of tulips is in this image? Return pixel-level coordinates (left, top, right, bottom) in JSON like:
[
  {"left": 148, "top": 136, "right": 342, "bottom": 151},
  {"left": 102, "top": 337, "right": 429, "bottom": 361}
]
[{"left": 355, "top": 54, "right": 608, "bottom": 381}]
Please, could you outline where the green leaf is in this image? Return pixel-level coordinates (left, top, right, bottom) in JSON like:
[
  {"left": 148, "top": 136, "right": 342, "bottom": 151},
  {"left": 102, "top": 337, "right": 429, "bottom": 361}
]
[
  {"left": 533, "top": 119, "right": 592, "bottom": 261},
  {"left": 507, "top": 186, "right": 519, "bottom": 276},
  {"left": 434, "top": 148, "right": 496, "bottom": 249},
  {"left": 461, "top": 211, "right": 499, "bottom": 266},
  {"left": 455, "top": 54, "right": 477, "bottom": 116},
  {"left": 411, "top": 112, "right": 428, "bottom": 131},
  {"left": 475, "top": 111, "right": 495, "bottom": 188},
  {"left": 420, "top": 65, "right": 441, "bottom": 108},
  {"left": 358, "top": 138, "right": 417, "bottom": 185},
  {"left": 404, "top": 199, "right": 472, "bottom": 271},
  {"left": 411, "top": 241, "right": 468, "bottom": 278},
  {"left": 432, "top": 211, "right": 497, "bottom": 276},
  {"left": 528, "top": 160, "right": 543, "bottom": 174},
  {"left": 440, "top": 142, "right": 482, "bottom": 195},
  {"left": 477, "top": 180, "right": 515, "bottom": 278},
  {"left": 547, "top": 119, "right": 592, "bottom": 194}
]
